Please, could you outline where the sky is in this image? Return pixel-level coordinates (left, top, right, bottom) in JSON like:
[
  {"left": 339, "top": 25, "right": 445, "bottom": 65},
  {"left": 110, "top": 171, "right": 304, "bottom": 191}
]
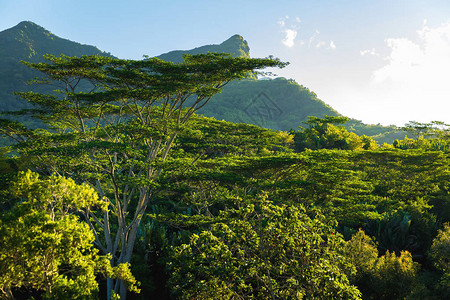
[{"left": 1, "top": 0, "right": 450, "bottom": 126}]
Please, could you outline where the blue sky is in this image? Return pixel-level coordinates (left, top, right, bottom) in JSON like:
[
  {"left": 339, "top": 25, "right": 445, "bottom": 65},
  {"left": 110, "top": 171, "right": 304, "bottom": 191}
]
[{"left": 2, "top": 0, "right": 450, "bottom": 126}]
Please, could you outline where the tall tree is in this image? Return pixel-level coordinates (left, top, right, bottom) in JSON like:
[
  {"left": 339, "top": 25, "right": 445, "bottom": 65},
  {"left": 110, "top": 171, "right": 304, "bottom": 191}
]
[
  {"left": 0, "top": 170, "right": 138, "bottom": 299},
  {"left": 0, "top": 53, "right": 285, "bottom": 299},
  {"left": 292, "top": 116, "right": 377, "bottom": 152},
  {"left": 166, "top": 194, "right": 361, "bottom": 299}
]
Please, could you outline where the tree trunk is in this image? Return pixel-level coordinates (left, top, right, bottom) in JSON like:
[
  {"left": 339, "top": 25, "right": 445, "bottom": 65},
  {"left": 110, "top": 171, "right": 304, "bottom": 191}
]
[{"left": 107, "top": 277, "right": 113, "bottom": 300}]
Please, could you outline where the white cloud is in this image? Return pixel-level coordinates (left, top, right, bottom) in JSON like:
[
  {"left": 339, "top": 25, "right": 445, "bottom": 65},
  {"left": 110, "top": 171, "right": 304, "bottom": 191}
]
[
  {"left": 360, "top": 48, "right": 378, "bottom": 56},
  {"left": 308, "top": 30, "right": 335, "bottom": 50},
  {"left": 279, "top": 16, "right": 300, "bottom": 48},
  {"left": 329, "top": 40, "right": 336, "bottom": 50},
  {"left": 368, "top": 21, "right": 450, "bottom": 124},
  {"left": 282, "top": 29, "right": 298, "bottom": 48},
  {"left": 308, "top": 29, "right": 320, "bottom": 47},
  {"left": 373, "top": 22, "right": 450, "bottom": 84},
  {"left": 315, "top": 41, "right": 326, "bottom": 48},
  {"left": 279, "top": 18, "right": 335, "bottom": 51}
]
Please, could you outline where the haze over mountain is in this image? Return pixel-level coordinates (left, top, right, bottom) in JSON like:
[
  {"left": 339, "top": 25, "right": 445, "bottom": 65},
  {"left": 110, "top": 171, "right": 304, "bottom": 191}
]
[{"left": 0, "top": 21, "right": 403, "bottom": 142}]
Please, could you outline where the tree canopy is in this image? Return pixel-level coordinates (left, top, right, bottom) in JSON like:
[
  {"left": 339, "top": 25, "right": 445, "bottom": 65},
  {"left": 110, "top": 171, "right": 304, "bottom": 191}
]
[
  {"left": 1, "top": 50, "right": 449, "bottom": 299},
  {"left": 0, "top": 52, "right": 286, "bottom": 299},
  {"left": 0, "top": 170, "right": 138, "bottom": 299}
]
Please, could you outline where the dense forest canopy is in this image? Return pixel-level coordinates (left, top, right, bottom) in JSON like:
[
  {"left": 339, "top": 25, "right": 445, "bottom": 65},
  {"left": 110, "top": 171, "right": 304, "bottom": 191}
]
[{"left": 0, "top": 21, "right": 449, "bottom": 300}]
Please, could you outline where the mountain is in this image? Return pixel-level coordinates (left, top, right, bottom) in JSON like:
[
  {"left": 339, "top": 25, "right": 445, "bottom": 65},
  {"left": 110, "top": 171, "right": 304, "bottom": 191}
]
[
  {"left": 156, "top": 35, "right": 402, "bottom": 142},
  {"left": 0, "top": 21, "right": 403, "bottom": 143},
  {"left": 157, "top": 34, "right": 250, "bottom": 62},
  {"left": 197, "top": 77, "right": 402, "bottom": 142},
  {"left": 156, "top": 35, "right": 338, "bottom": 128},
  {"left": 0, "top": 21, "right": 114, "bottom": 112}
]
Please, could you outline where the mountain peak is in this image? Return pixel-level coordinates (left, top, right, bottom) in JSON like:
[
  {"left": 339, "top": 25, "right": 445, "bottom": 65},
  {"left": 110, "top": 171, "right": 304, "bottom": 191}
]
[
  {"left": 220, "top": 34, "right": 250, "bottom": 57},
  {"left": 7, "top": 21, "right": 53, "bottom": 38},
  {"left": 0, "top": 21, "right": 113, "bottom": 61},
  {"left": 16, "top": 20, "right": 41, "bottom": 28},
  {"left": 0, "top": 21, "right": 114, "bottom": 112},
  {"left": 222, "top": 34, "right": 245, "bottom": 44},
  {"left": 157, "top": 34, "right": 250, "bottom": 63}
]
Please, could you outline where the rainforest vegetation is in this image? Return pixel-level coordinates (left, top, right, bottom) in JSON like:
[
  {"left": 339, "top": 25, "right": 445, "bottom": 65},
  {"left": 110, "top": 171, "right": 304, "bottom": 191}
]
[
  {"left": 0, "top": 51, "right": 449, "bottom": 300},
  {"left": 0, "top": 22, "right": 404, "bottom": 146}
]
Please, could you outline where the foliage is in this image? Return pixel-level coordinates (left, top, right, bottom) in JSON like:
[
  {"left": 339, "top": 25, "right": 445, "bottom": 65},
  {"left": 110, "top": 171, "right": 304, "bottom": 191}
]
[
  {"left": 1, "top": 21, "right": 449, "bottom": 300},
  {"left": 0, "top": 21, "right": 407, "bottom": 145},
  {"left": 392, "top": 121, "right": 450, "bottom": 152},
  {"left": 167, "top": 195, "right": 361, "bottom": 299},
  {"left": 403, "top": 121, "right": 450, "bottom": 140},
  {"left": 428, "top": 223, "right": 450, "bottom": 294},
  {"left": 158, "top": 148, "right": 448, "bottom": 234},
  {"left": 371, "top": 251, "right": 421, "bottom": 300},
  {"left": 0, "top": 149, "right": 21, "bottom": 208},
  {"left": 0, "top": 170, "right": 138, "bottom": 299},
  {"left": 343, "top": 230, "right": 421, "bottom": 300},
  {"left": 393, "top": 136, "right": 450, "bottom": 152},
  {"left": 173, "top": 114, "right": 293, "bottom": 158},
  {"left": 364, "top": 212, "right": 419, "bottom": 255},
  {"left": 343, "top": 230, "right": 379, "bottom": 298},
  {"left": 1, "top": 124, "right": 449, "bottom": 298},
  {"left": 343, "top": 229, "right": 379, "bottom": 281},
  {"left": 0, "top": 52, "right": 285, "bottom": 299},
  {"left": 429, "top": 223, "right": 450, "bottom": 273},
  {"left": 292, "top": 116, "right": 378, "bottom": 151}
]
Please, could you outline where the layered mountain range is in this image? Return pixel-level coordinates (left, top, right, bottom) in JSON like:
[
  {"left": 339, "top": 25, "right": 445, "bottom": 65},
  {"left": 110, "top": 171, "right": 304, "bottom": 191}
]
[{"left": 0, "top": 21, "right": 403, "bottom": 142}]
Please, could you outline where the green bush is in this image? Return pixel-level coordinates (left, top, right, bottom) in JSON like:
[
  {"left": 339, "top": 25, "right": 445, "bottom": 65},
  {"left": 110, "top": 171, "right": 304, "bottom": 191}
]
[
  {"left": 428, "top": 223, "right": 450, "bottom": 296},
  {"left": 344, "top": 230, "right": 421, "bottom": 300}
]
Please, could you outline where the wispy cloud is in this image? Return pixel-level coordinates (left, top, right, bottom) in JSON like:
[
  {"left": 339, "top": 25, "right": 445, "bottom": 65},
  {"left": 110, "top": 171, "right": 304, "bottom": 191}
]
[
  {"left": 315, "top": 41, "right": 326, "bottom": 48},
  {"left": 279, "top": 17, "right": 336, "bottom": 50},
  {"left": 308, "top": 29, "right": 320, "bottom": 47},
  {"left": 360, "top": 48, "right": 378, "bottom": 56},
  {"left": 308, "top": 30, "right": 336, "bottom": 50},
  {"left": 279, "top": 16, "right": 301, "bottom": 48}
]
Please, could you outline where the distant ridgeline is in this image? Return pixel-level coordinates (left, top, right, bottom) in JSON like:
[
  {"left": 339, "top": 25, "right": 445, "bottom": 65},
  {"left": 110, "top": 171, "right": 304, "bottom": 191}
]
[
  {"left": 156, "top": 35, "right": 403, "bottom": 143},
  {"left": 0, "top": 21, "right": 403, "bottom": 143},
  {"left": 0, "top": 21, "right": 114, "bottom": 113},
  {"left": 157, "top": 34, "right": 251, "bottom": 62}
]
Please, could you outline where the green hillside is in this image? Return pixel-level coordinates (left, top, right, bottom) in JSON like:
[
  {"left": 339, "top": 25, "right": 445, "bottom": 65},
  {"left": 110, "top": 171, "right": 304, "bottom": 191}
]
[
  {"left": 199, "top": 77, "right": 338, "bottom": 130},
  {"left": 156, "top": 35, "right": 404, "bottom": 143},
  {"left": 157, "top": 35, "right": 339, "bottom": 129},
  {"left": 1, "top": 53, "right": 448, "bottom": 298},
  {"left": 0, "top": 21, "right": 404, "bottom": 143},
  {"left": 1, "top": 22, "right": 447, "bottom": 300},
  {"left": 201, "top": 78, "right": 403, "bottom": 142},
  {"left": 0, "top": 21, "right": 113, "bottom": 112}
]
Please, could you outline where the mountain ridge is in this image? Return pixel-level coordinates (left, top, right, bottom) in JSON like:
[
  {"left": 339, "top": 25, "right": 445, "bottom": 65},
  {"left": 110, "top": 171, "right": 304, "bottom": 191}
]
[
  {"left": 0, "top": 21, "right": 403, "bottom": 143},
  {"left": 0, "top": 21, "right": 114, "bottom": 112},
  {"left": 157, "top": 34, "right": 250, "bottom": 63},
  {"left": 0, "top": 21, "right": 114, "bottom": 61}
]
